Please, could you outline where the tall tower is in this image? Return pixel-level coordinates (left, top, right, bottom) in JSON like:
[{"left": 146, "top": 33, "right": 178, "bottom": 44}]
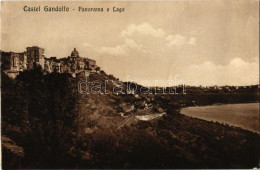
[{"left": 26, "top": 46, "right": 45, "bottom": 69}]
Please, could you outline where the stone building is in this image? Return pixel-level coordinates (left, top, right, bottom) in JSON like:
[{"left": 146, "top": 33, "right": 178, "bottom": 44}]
[
  {"left": 18, "top": 52, "right": 27, "bottom": 71},
  {"left": 1, "top": 46, "right": 97, "bottom": 79},
  {"left": 26, "top": 46, "right": 45, "bottom": 69},
  {"left": 1, "top": 51, "right": 27, "bottom": 78},
  {"left": 44, "top": 57, "right": 62, "bottom": 73},
  {"left": 66, "top": 48, "right": 97, "bottom": 77}
]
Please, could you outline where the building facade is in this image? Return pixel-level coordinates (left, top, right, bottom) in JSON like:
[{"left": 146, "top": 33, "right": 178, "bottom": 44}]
[
  {"left": 26, "top": 46, "right": 45, "bottom": 69},
  {"left": 1, "top": 46, "right": 98, "bottom": 78},
  {"left": 1, "top": 51, "right": 27, "bottom": 78}
]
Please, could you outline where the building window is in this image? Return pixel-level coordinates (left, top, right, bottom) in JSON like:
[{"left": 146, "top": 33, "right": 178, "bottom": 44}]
[
  {"left": 13, "top": 57, "right": 17, "bottom": 67},
  {"left": 34, "top": 49, "right": 39, "bottom": 62}
]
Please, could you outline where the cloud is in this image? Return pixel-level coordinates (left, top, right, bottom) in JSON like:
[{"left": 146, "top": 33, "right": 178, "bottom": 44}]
[
  {"left": 181, "top": 58, "right": 259, "bottom": 86},
  {"left": 98, "top": 23, "right": 204, "bottom": 85},
  {"left": 100, "top": 45, "right": 128, "bottom": 56},
  {"left": 121, "top": 23, "right": 166, "bottom": 38},
  {"left": 188, "top": 37, "right": 196, "bottom": 45},
  {"left": 166, "top": 34, "right": 186, "bottom": 46},
  {"left": 166, "top": 34, "right": 196, "bottom": 46},
  {"left": 124, "top": 38, "right": 139, "bottom": 49},
  {"left": 100, "top": 23, "right": 195, "bottom": 56},
  {"left": 99, "top": 39, "right": 140, "bottom": 56},
  {"left": 98, "top": 23, "right": 258, "bottom": 86}
]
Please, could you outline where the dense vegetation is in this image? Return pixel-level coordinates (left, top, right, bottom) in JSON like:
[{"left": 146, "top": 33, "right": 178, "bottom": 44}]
[
  {"left": 1, "top": 69, "right": 260, "bottom": 168},
  {"left": 2, "top": 68, "right": 80, "bottom": 168}
]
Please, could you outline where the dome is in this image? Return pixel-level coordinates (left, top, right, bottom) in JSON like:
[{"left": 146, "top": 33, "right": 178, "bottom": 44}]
[{"left": 71, "top": 48, "right": 79, "bottom": 57}]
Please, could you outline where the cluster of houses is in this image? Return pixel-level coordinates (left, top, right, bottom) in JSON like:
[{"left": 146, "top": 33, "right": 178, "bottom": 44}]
[{"left": 1, "top": 46, "right": 99, "bottom": 78}]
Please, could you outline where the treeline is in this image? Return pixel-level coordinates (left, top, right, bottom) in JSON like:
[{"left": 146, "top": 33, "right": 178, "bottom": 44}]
[{"left": 2, "top": 68, "right": 81, "bottom": 168}]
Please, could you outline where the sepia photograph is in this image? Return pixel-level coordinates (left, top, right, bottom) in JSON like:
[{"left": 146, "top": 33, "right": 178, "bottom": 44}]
[{"left": 1, "top": 0, "right": 260, "bottom": 169}]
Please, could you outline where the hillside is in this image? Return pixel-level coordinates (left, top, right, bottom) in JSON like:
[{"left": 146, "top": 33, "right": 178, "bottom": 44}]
[{"left": 1, "top": 68, "right": 260, "bottom": 168}]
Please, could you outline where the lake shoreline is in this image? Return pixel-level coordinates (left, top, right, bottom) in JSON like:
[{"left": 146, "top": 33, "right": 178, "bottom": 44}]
[{"left": 180, "top": 103, "right": 260, "bottom": 134}]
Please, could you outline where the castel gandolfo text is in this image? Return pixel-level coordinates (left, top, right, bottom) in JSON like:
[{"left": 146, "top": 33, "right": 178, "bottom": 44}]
[{"left": 1, "top": 46, "right": 100, "bottom": 79}]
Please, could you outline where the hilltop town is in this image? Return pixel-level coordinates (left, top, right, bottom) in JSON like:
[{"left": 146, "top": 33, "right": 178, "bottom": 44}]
[{"left": 1, "top": 46, "right": 100, "bottom": 79}]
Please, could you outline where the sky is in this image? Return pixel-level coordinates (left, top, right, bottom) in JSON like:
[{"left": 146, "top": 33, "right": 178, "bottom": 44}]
[{"left": 1, "top": 0, "right": 259, "bottom": 86}]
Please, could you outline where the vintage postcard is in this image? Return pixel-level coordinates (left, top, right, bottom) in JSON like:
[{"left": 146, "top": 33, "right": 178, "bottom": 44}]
[{"left": 1, "top": 0, "right": 259, "bottom": 169}]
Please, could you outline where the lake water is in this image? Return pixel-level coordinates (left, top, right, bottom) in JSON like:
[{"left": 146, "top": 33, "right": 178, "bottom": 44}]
[{"left": 181, "top": 103, "right": 259, "bottom": 133}]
